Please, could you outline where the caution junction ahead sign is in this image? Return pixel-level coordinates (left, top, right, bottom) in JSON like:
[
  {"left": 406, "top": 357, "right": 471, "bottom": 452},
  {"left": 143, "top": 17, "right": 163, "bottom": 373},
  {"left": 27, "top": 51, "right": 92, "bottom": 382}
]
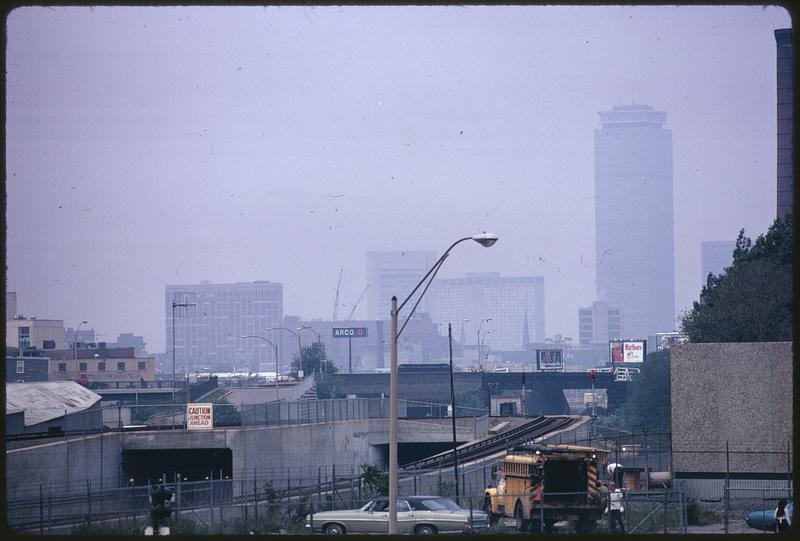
[{"left": 186, "top": 403, "right": 214, "bottom": 430}]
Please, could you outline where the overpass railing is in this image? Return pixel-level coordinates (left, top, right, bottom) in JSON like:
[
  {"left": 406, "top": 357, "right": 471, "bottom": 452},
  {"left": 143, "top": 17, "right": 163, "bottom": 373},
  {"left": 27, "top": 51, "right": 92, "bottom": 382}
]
[{"left": 6, "top": 398, "right": 488, "bottom": 440}]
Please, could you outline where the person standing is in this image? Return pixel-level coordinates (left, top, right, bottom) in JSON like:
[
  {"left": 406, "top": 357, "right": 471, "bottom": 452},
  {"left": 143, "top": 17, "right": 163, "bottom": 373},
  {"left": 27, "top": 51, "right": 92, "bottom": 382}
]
[
  {"left": 607, "top": 482, "right": 625, "bottom": 533},
  {"left": 774, "top": 499, "right": 791, "bottom": 533}
]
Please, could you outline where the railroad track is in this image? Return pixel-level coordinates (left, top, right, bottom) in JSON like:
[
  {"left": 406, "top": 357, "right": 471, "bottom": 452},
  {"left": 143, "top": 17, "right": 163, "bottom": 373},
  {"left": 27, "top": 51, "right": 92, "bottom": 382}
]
[{"left": 402, "top": 416, "right": 577, "bottom": 471}]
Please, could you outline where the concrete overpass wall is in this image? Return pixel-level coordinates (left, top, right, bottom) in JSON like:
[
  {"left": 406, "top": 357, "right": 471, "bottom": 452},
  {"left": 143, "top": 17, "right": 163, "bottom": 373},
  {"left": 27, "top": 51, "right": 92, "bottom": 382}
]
[
  {"left": 6, "top": 432, "right": 124, "bottom": 498},
  {"left": 671, "top": 342, "right": 793, "bottom": 473}
]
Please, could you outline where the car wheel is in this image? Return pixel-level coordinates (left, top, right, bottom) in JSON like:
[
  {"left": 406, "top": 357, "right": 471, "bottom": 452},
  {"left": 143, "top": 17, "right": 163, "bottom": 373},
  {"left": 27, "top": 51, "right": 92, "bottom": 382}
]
[
  {"left": 515, "top": 502, "right": 530, "bottom": 532},
  {"left": 414, "top": 524, "right": 437, "bottom": 535},
  {"left": 324, "top": 523, "right": 345, "bottom": 535}
]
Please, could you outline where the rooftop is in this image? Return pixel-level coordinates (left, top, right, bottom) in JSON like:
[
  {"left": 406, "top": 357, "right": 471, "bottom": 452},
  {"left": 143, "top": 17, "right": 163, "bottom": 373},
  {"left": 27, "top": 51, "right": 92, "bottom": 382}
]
[{"left": 6, "top": 381, "right": 101, "bottom": 426}]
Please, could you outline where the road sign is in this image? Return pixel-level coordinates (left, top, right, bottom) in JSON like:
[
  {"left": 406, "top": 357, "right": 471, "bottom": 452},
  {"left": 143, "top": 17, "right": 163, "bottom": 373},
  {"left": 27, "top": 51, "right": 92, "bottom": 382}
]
[
  {"left": 332, "top": 327, "right": 368, "bottom": 338},
  {"left": 186, "top": 403, "right": 213, "bottom": 430}
]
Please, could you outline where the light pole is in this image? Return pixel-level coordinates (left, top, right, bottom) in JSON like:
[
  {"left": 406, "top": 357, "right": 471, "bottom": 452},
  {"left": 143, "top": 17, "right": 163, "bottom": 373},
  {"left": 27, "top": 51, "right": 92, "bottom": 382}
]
[
  {"left": 73, "top": 320, "right": 88, "bottom": 360},
  {"left": 448, "top": 323, "right": 460, "bottom": 504},
  {"left": 477, "top": 317, "right": 492, "bottom": 369},
  {"left": 171, "top": 301, "right": 196, "bottom": 404},
  {"left": 243, "top": 335, "right": 280, "bottom": 400},
  {"left": 299, "top": 324, "right": 321, "bottom": 343},
  {"left": 268, "top": 327, "right": 301, "bottom": 376},
  {"left": 480, "top": 330, "right": 492, "bottom": 368},
  {"left": 388, "top": 232, "right": 498, "bottom": 534},
  {"left": 299, "top": 325, "right": 324, "bottom": 380}
]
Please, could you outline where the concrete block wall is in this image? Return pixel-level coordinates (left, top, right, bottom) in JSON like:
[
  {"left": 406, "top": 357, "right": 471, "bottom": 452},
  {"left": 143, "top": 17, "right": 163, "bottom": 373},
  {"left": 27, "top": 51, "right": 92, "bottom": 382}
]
[{"left": 670, "top": 342, "right": 792, "bottom": 473}]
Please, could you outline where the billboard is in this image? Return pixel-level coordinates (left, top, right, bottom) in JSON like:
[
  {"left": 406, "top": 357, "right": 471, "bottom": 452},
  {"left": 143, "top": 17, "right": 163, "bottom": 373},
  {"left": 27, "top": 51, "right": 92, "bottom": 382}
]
[
  {"left": 332, "top": 327, "right": 368, "bottom": 338},
  {"left": 536, "top": 349, "right": 564, "bottom": 371},
  {"left": 609, "top": 340, "right": 646, "bottom": 363},
  {"left": 186, "top": 403, "right": 213, "bottom": 430}
]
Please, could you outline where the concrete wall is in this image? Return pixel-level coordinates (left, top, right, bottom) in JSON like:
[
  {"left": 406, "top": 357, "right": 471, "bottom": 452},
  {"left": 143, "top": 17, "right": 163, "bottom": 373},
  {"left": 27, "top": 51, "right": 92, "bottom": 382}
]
[
  {"left": 670, "top": 342, "right": 793, "bottom": 473},
  {"left": 6, "top": 432, "right": 124, "bottom": 498},
  {"left": 6, "top": 414, "right": 489, "bottom": 499}
]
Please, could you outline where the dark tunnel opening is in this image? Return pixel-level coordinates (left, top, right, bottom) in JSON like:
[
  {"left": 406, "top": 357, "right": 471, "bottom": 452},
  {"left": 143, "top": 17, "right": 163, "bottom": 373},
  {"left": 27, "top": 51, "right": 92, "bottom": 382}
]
[{"left": 121, "top": 448, "right": 233, "bottom": 486}]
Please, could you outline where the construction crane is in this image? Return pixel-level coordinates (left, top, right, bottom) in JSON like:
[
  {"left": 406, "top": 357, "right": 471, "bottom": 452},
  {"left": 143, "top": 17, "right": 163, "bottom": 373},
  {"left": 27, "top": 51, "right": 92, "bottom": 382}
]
[
  {"left": 347, "top": 284, "right": 370, "bottom": 320},
  {"left": 332, "top": 268, "right": 343, "bottom": 321}
]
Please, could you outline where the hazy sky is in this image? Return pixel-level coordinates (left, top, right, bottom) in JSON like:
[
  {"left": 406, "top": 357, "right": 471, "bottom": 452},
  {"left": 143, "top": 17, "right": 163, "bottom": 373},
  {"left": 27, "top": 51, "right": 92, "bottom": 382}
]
[{"left": 5, "top": 5, "right": 791, "bottom": 352}]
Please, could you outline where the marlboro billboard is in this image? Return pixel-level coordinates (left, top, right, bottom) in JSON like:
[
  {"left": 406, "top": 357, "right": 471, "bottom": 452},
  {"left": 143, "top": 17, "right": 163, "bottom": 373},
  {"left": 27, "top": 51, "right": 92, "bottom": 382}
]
[{"left": 609, "top": 340, "right": 646, "bottom": 363}]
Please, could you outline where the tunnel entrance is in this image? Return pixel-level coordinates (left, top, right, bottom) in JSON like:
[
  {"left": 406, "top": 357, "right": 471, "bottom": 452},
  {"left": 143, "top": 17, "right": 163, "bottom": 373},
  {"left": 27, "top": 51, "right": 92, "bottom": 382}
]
[
  {"left": 122, "top": 448, "right": 232, "bottom": 486},
  {"left": 375, "top": 441, "right": 468, "bottom": 468}
]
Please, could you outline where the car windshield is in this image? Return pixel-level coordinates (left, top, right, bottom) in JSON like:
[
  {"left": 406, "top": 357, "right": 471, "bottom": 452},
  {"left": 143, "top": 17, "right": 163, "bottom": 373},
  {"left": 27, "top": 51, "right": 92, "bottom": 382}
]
[{"left": 418, "top": 498, "right": 462, "bottom": 511}]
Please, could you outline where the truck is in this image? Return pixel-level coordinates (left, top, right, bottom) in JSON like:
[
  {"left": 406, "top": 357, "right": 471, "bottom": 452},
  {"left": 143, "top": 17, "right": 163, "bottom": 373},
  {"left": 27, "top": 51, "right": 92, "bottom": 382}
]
[{"left": 483, "top": 444, "right": 609, "bottom": 533}]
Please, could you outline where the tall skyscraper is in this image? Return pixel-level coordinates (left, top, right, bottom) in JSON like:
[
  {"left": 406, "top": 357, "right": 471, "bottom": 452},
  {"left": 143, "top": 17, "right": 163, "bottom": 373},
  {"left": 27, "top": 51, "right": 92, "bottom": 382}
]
[
  {"left": 165, "top": 281, "right": 283, "bottom": 372},
  {"left": 594, "top": 104, "right": 676, "bottom": 338},
  {"left": 775, "top": 28, "right": 793, "bottom": 219},
  {"left": 366, "top": 251, "right": 438, "bottom": 321},
  {"left": 429, "top": 272, "right": 545, "bottom": 351},
  {"left": 700, "top": 240, "right": 735, "bottom": 288}
]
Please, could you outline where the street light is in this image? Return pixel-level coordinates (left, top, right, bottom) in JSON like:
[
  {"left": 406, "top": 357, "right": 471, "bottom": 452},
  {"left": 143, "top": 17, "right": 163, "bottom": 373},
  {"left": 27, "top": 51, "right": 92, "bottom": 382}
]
[
  {"left": 477, "top": 317, "right": 492, "bottom": 369},
  {"left": 480, "top": 330, "right": 492, "bottom": 367},
  {"left": 268, "top": 327, "right": 301, "bottom": 375},
  {"left": 388, "top": 232, "right": 498, "bottom": 534},
  {"left": 73, "top": 320, "right": 88, "bottom": 360},
  {"left": 299, "top": 325, "right": 321, "bottom": 343},
  {"left": 171, "top": 301, "right": 196, "bottom": 404},
  {"left": 243, "top": 335, "right": 280, "bottom": 400}
]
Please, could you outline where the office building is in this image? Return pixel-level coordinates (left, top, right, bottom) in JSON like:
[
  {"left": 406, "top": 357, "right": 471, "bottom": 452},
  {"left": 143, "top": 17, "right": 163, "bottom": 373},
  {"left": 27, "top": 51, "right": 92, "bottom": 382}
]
[
  {"left": 429, "top": 272, "right": 545, "bottom": 352},
  {"left": 165, "top": 281, "right": 283, "bottom": 372},
  {"left": 45, "top": 345, "right": 156, "bottom": 384},
  {"left": 594, "top": 104, "right": 676, "bottom": 338},
  {"left": 366, "top": 251, "right": 438, "bottom": 321},
  {"left": 775, "top": 28, "right": 793, "bottom": 219},
  {"left": 578, "top": 301, "right": 622, "bottom": 349},
  {"left": 6, "top": 317, "right": 64, "bottom": 350},
  {"left": 6, "top": 291, "right": 17, "bottom": 319},
  {"left": 64, "top": 326, "right": 97, "bottom": 349},
  {"left": 700, "top": 240, "right": 735, "bottom": 287}
]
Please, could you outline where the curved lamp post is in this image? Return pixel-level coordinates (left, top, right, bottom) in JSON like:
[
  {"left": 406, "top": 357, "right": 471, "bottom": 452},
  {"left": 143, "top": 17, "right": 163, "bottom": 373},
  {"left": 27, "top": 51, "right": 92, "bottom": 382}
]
[
  {"left": 171, "top": 301, "right": 196, "bottom": 404},
  {"left": 268, "top": 327, "right": 302, "bottom": 376},
  {"left": 480, "top": 329, "right": 493, "bottom": 367},
  {"left": 299, "top": 325, "right": 325, "bottom": 380},
  {"left": 242, "top": 335, "right": 280, "bottom": 400},
  {"left": 477, "top": 317, "right": 492, "bottom": 369},
  {"left": 388, "top": 232, "right": 498, "bottom": 533},
  {"left": 73, "top": 320, "right": 88, "bottom": 360}
]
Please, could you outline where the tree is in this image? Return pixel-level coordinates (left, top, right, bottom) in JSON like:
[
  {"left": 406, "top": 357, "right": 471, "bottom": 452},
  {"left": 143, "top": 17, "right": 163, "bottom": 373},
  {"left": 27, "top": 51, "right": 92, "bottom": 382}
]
[
  {"left": 681, "top": 214, "right": 792, "bottom": 342},
  {"left": 213, "top": 397, "right": 241, "bottom": 425},
  {"left": 597, "top": 349, "right": 671, "bottom": 432},
  {"left": 291, "top": 342, "right": 343, "bottom": 399},
  {"left": 360, "top": 464, "right": 388, "bottom": 497}
]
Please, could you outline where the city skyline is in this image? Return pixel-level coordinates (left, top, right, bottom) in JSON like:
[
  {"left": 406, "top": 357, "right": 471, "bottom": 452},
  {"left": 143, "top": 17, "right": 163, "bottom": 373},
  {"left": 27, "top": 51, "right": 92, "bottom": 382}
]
[{"left": 5, "top": 5, "right": 790, "bottom": 352}]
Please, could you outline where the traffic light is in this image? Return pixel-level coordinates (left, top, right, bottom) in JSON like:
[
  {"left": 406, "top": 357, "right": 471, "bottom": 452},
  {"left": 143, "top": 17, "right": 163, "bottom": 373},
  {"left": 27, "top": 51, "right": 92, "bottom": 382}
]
[
  {"left": 149, "top": 485, "right": 174, "bottom": 527},
  {"left": 521, "top": 371, "right": 527, "bottom": 385},
  {"left": 590, "top": 370, "right": 597, "bottom": 385}
]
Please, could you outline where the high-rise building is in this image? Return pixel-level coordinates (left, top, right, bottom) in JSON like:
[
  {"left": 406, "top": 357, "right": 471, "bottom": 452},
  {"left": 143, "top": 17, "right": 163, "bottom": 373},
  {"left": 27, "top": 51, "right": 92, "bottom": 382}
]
[
  {"left": 700, "top": 240, "right": 735, "bottom": 288},
  {"left": 366, "top": 251, "right": 438, "bottom": 321},
  {"left": 594, "top": 104, "right": 676, "bottom": 338},
  {"left": 578, "top": 301, "right": 622, "bottom": 349},
  {"left": 165, "top": 281, "right": 283, "bottom": 372},
  {"left": 775, "top": 28, "right": 793, "bottom": 219},
  {"left": 6, "top": 291, "right": 17, "bottom": 320},
  {"left": 429, "top": 272, "right": 545, "bottom": 351}
]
